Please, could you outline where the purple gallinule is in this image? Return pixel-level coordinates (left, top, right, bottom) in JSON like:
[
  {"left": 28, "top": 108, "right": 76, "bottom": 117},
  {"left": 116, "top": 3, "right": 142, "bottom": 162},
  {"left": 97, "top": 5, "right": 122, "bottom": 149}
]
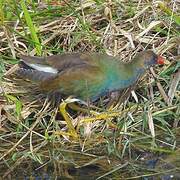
[
  {"left": 17, "top": 50, "right": 164, "bottom": 138},
  {"left": 18, "top": 50, "right": 164, "bottom": 101}
]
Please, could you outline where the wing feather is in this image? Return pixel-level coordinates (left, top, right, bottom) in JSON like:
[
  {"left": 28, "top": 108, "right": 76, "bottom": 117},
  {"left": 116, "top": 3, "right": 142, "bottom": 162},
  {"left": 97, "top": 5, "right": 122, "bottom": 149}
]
[{"left": 40, "top": 64, "right": 105, "bottom": 100}]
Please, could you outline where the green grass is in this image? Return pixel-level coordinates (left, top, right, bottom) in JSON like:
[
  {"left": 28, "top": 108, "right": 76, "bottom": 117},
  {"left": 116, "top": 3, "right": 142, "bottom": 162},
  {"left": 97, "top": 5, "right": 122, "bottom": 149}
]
[
  {"left": 0, "top": 0, "right": 179, "bottom": 179},
  {"left": 20, "top": 0, "right": 42, "bottom": 55}
]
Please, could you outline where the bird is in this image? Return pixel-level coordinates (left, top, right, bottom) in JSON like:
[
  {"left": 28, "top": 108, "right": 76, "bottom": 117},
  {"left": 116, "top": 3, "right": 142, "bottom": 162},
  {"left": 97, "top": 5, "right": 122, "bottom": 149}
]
[{"left": 17, "top": 50, "right": 164, "bottom": 102}]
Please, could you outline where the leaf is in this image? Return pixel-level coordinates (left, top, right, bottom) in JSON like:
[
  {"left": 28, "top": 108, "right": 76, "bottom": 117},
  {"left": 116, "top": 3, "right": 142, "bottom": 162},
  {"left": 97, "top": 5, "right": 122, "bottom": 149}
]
[
  {"left": 5, "top": 94, "right": 22, "bottom": 118},
  {"left": 157, "top": 1, "right": 180, "bottom": 26},
  {"left": 0, "top": 0, "right": 5, "bottom": 25},
  {"left": 174, "top": 61, "right": 180, "bottom": 72},
  {"left": 168, "top": 69, "right": 180, "bottom": 105},
  {"left": 15, "top": 100, "right": 22, "bottom": 118},
  {"left": 20, "top": 0, "right": 41, "bottom": 55},
  {"left": 148, "top": 109, "right": 155, "bottom": 138}
]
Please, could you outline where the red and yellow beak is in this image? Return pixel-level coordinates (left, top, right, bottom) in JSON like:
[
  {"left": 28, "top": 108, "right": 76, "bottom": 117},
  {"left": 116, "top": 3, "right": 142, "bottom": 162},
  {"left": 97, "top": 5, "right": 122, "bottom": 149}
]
[{"left": 157, "top": 56, "right": 165, "bottom": 65}]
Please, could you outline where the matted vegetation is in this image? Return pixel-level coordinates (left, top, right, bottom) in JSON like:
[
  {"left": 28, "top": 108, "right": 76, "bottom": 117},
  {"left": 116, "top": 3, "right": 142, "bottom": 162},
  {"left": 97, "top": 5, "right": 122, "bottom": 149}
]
[{"left": 0, "top": 0, "right": 179, "bottom": 179}]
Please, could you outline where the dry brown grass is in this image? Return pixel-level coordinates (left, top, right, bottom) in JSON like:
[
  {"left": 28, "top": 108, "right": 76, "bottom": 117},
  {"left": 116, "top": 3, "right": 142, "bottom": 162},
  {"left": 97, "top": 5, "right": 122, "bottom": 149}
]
[{"left": 0, "top": 0, "right": 179, "bottom": 179}]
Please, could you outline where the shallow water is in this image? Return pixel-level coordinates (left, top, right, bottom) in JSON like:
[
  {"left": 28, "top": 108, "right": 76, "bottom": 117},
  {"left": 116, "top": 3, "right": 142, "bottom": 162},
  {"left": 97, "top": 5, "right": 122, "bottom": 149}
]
[
  {"left": 1, "top": 151, "right": 179, "bottom": 180},
  {"left": 1, "top": 161, "right": 109, "bottom": 180}
]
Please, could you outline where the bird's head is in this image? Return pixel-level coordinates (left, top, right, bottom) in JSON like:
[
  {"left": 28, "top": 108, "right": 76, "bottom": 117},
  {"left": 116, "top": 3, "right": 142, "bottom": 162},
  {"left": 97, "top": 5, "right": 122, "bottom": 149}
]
[{"left": 135, "top": 50, "right": 164, "bottom": 69}]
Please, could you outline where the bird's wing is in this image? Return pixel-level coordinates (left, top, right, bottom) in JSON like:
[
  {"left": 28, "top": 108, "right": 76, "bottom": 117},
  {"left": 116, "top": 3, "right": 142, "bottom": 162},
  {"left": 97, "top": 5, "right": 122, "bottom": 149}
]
[
  {"left": 39, "top": 64, "right": 106, "bottom": 100},
  {"left": 45, "top": 53, "right": 97, "bottom": 71},
  {"left": 18, "top": 53, "right": 107, "bottom": 94},
  {"left": 19, "top": 55, "right": 46, "bottom": 65},
  {"left": 19, "top": 53, "right": 98, "bottom": 73}
]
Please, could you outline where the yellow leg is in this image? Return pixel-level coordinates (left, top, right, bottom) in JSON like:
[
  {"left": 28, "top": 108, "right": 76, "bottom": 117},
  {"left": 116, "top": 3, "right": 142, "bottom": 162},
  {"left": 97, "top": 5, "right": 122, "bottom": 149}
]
[
  {"left": 58, "top": 99, "right": 79, "bottom": 139},
  {"left": 78, "top": 105, "right": 138, "bottom": 129},
  {"left": 68, "top": 103, "right": 99, "bottom": 115},
  {"left": 68, "top": 100, "right": 126, "bottom": 131},
  {"left": 55, "top": 97, "right": 96, "bottom": 139},
  {"left": 56, "top": 96, "right": 138, "bottom": 139}
]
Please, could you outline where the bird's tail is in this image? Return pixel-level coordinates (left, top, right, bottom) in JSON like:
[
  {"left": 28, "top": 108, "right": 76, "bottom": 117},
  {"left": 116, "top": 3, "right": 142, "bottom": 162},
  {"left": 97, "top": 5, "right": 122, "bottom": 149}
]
[
  {"left": 19, "top": 55, "right": 58, "bottom": 74},
  {"left": 17, "top": 68, "right": 56, "bottom": 82}
]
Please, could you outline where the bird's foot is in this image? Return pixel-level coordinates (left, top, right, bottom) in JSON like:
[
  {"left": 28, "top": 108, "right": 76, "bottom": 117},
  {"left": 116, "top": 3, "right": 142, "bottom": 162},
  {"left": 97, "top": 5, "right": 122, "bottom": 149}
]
[{"left": 58, "top": 97, "right": 80, "bottom": 139}]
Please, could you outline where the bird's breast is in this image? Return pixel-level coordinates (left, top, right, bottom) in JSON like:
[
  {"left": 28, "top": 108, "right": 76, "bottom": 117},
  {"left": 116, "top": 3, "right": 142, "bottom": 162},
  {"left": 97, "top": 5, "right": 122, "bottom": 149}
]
[{"left": 106, "top": 68, "right": 144, "bottom": 92}]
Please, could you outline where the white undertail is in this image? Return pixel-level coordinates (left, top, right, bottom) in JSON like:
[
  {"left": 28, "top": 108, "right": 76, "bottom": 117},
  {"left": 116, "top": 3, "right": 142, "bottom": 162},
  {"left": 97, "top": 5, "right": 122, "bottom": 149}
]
[{"left": 21, "top": 59, "right": 58, "bottom": 74}]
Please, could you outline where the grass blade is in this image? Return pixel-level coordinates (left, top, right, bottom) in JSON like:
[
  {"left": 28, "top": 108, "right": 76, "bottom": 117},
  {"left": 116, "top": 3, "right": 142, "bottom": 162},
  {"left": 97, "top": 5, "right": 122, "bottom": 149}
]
[{"left": 20, "top": 0, "right": 41, "bottom": 55}]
